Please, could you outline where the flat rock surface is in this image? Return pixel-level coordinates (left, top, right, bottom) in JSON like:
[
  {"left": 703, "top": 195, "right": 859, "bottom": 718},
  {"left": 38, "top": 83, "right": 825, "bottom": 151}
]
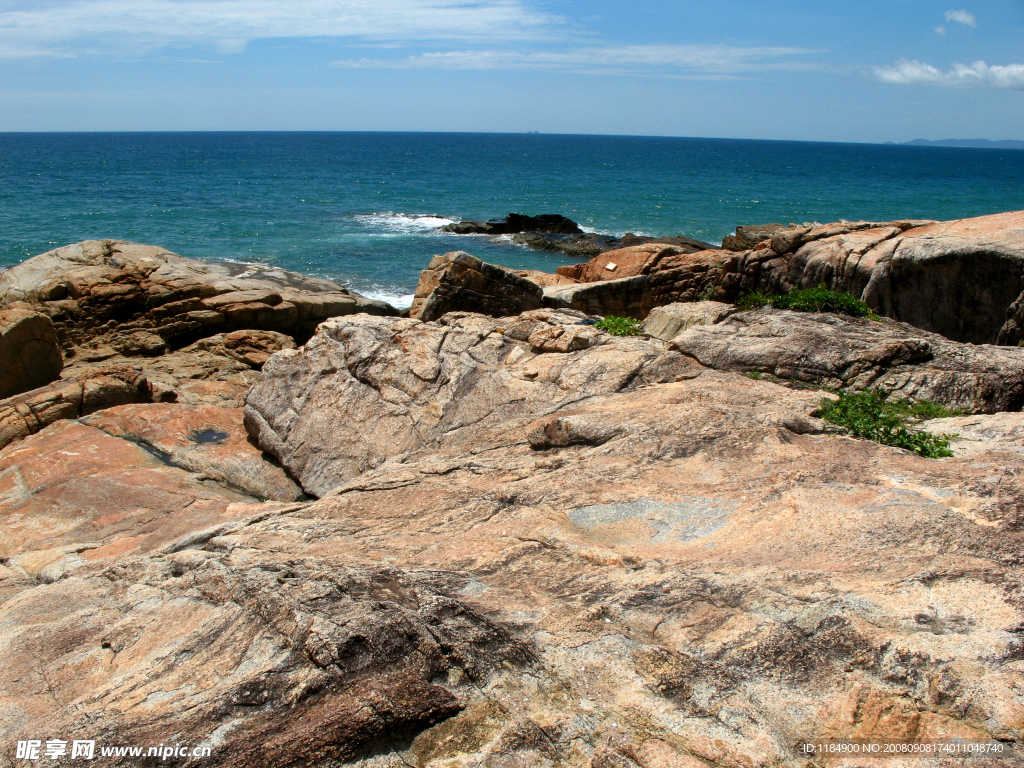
[{"left": 0, "top": 419, "right": 255, "bottom": 583}]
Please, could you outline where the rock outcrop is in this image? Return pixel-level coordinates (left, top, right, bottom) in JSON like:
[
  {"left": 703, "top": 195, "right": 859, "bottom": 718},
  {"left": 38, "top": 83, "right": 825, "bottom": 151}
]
[
  {"left": 243, "top": 309, "right": 697, "bottom": 497},
  {"left": 640, "top": 301, "right": 736, "bottom": 342},
  {"left": 0, "top": 366, "right": 151, "bottom": 450},
  {"left": 0, "top": 305, "right": 63, "bottom": 398},
  {"left": 0, "top": 241, "right": 397, "bottom": 451},
  {"left": 528, "top": 211, "right": 1024, "bottom": 344},
  {"left": 720, "top": 223, "right": 790, "bottom": 251},
  {"left": 82, "top": 403, "right": 305, "bottom": 501},
  {"left": 5, "top": 220, "right": 1024, "bottom": 767},
  {"left": 442, "top": 213, "right": 716, "bottom": 259}
]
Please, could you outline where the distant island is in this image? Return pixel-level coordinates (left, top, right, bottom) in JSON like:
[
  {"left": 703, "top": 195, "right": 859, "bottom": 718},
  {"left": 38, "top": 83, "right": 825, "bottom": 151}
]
[{"left": 892, "top": 138, "right": 1024, "bottom": 150}]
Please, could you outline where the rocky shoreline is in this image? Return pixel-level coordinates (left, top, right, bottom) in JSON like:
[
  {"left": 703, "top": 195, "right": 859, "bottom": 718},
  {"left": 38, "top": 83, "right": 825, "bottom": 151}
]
[{"left": 2, "top": 213, "right": 1024, "bottom": 767}]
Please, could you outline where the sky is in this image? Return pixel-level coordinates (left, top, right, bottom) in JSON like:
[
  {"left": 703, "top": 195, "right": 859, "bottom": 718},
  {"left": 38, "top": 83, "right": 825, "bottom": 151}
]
[{"left": 0, "top": 0, "right": 1022, "bottom": 141}]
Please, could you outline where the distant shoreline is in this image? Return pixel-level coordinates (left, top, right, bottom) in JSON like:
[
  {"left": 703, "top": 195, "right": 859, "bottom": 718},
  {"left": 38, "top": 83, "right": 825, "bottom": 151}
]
[{"left": 893, "top": 138, "right": 1024, "bottom": 150}]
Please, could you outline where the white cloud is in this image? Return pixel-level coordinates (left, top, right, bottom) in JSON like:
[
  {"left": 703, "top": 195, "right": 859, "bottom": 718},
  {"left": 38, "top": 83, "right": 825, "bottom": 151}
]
[
  {"left": 944, "top": 9, "right": 976, "bottom": 28},
  {"left": 933, "top": 25, "right": 946, "bottom": 36},
  {"left": 0, "top": 0, "right": 562, "bottom": 58},
  {"left": 331, "top": 44, "right": 822, "bottom": 77},
  {"left": 874, "top": 59, "right": 1024, "bottom": 89}
]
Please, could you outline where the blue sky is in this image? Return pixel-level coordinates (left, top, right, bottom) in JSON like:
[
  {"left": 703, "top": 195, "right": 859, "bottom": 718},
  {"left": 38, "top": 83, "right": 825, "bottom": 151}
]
[{"left": 0, "top": 0, "right": 1022, "bottom": 141}]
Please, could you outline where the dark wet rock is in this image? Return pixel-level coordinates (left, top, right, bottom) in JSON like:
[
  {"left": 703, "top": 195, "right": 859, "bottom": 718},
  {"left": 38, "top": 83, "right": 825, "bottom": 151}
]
[
  {"left": 442, "top": 213, "right": 716, "bottom": 260},
  {"left": 442, "top": 213, "right": 583, "bottom": 235}
]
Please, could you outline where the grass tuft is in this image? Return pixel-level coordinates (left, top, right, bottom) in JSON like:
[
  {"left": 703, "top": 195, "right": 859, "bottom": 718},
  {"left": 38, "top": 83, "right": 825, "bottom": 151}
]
[
  {"left": 814, "top": 391, "right": 955, "bottom": 458},
  {"left": 736, "top": 284, "right": 878, "bottom": 319},
  {"left": 595, "top": 315, "right": 641, "bottom": 336}
]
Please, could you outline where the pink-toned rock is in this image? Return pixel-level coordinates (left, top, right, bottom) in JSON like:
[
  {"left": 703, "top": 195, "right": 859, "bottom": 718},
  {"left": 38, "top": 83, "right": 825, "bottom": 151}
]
[
  {"left": 555, "top": 242, "right": 691, "bottom": 282},
  {"left": 0, "top": 419, "right": 255, "bottom": 574},
  {"left": 7, "top": 313, "right": 1023, "bottom": 765},
  {"left": 82, "top": 403, "right": 304, "bottom": 501},
  {"left": 0, "top": 366, "right": 151, "bottom": 451}
]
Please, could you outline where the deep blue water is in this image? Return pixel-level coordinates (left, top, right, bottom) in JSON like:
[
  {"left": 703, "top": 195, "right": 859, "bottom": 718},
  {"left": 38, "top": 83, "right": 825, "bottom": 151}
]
[{"left": 2, "top": 132, "right": 1023, "bottom": 306}]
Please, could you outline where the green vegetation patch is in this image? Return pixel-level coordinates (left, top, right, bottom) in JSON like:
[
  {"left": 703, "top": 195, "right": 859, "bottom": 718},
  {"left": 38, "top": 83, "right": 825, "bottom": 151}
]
[
  {"left": 736, "top": 284, "right": 878, "bottom": 319},
  {"left": 595, "top": 315, "right": 641, "bottom": 336},
  {"left": 815, "top": 391, "right": 956, "bottom": 458}
]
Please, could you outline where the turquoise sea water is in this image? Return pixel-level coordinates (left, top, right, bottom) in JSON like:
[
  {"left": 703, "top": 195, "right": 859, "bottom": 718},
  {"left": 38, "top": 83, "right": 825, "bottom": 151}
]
[{"left": 2, "top": 132, "right": 1023, "bottom": 307}]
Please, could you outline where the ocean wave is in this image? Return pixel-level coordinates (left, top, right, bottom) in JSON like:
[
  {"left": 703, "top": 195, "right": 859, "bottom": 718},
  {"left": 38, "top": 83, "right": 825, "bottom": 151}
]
[{"left": 351, "top": 212, "right": 457, "bottom": 234}]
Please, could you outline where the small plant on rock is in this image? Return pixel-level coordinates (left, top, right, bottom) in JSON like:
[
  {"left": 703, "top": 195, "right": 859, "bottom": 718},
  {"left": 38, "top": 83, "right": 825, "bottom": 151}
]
[
  {"left": 736, "top": 284, "right": 877, "bottom": 319},
  {"left": 815, "top": 391, "right": 955, "bottom": 458},
  {"left": 595, "top": 315, "right": 641, "bottom": 336}
]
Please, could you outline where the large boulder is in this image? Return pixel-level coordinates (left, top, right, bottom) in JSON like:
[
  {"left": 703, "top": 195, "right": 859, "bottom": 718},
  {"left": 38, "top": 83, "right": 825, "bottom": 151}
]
[
  {"left": 243, "top": 311, "right": 700, "bottom": 497},
  {"left": 0, "top": 239, "right": 397, "bottom": 353},
  {"left": 542, "top": 274, "right": 655, "bottom": 318},
  {"left": 555, "top": 242, "right": 694, "bottom": 283},
  {"left": 0, "top": 305, "right": 63, "bottom": 398},
  {"left": 670, "top": 308, "right": 1024, "bottom": 412},
  {"left": 409, "top": 251, "right": 544, "bottom": 321}
]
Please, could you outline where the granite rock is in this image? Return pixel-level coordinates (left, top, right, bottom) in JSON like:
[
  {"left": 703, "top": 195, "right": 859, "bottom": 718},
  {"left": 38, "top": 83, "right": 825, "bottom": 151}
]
[
  {"left": 82, "top": 403, "right": 305, "bottom": 502},
  {"left": 6, "top": 311, "right": 1022, "bottom": 766},
  {"left": 640, "top": 301, "right": 736, "bottom": 342},
  {"left": 0, "top": 366, "right": 151, "bottom": 451},
  {"left": 670, "top": 308, "right": 1024, "bottom": 412}
]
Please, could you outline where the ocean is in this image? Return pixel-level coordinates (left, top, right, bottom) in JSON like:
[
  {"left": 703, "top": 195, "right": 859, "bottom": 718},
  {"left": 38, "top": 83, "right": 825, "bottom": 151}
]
[{"left": 2, "top": 132, "right": 1023, "bottom": 308}]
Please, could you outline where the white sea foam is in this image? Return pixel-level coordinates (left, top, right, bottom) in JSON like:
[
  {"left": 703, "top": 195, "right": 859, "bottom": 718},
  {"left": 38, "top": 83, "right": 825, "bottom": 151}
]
[
  {"left": 351, "top": 212, "right": 457, "bottom": 234},
  {"left": 358, "top": 289, "right": 416, "bottom": 309}
]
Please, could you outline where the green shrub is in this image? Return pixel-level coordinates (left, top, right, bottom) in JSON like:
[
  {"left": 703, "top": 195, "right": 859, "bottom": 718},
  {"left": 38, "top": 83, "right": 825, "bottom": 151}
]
[
  {"left": 736, "top": 284, "right": 877, "bottom": 319},
  {"left": 595, "top": 315, "right": 641, "bottom": 336},
  {"left": 815, "top": 391, "right": 955, "bottom": 458}
]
